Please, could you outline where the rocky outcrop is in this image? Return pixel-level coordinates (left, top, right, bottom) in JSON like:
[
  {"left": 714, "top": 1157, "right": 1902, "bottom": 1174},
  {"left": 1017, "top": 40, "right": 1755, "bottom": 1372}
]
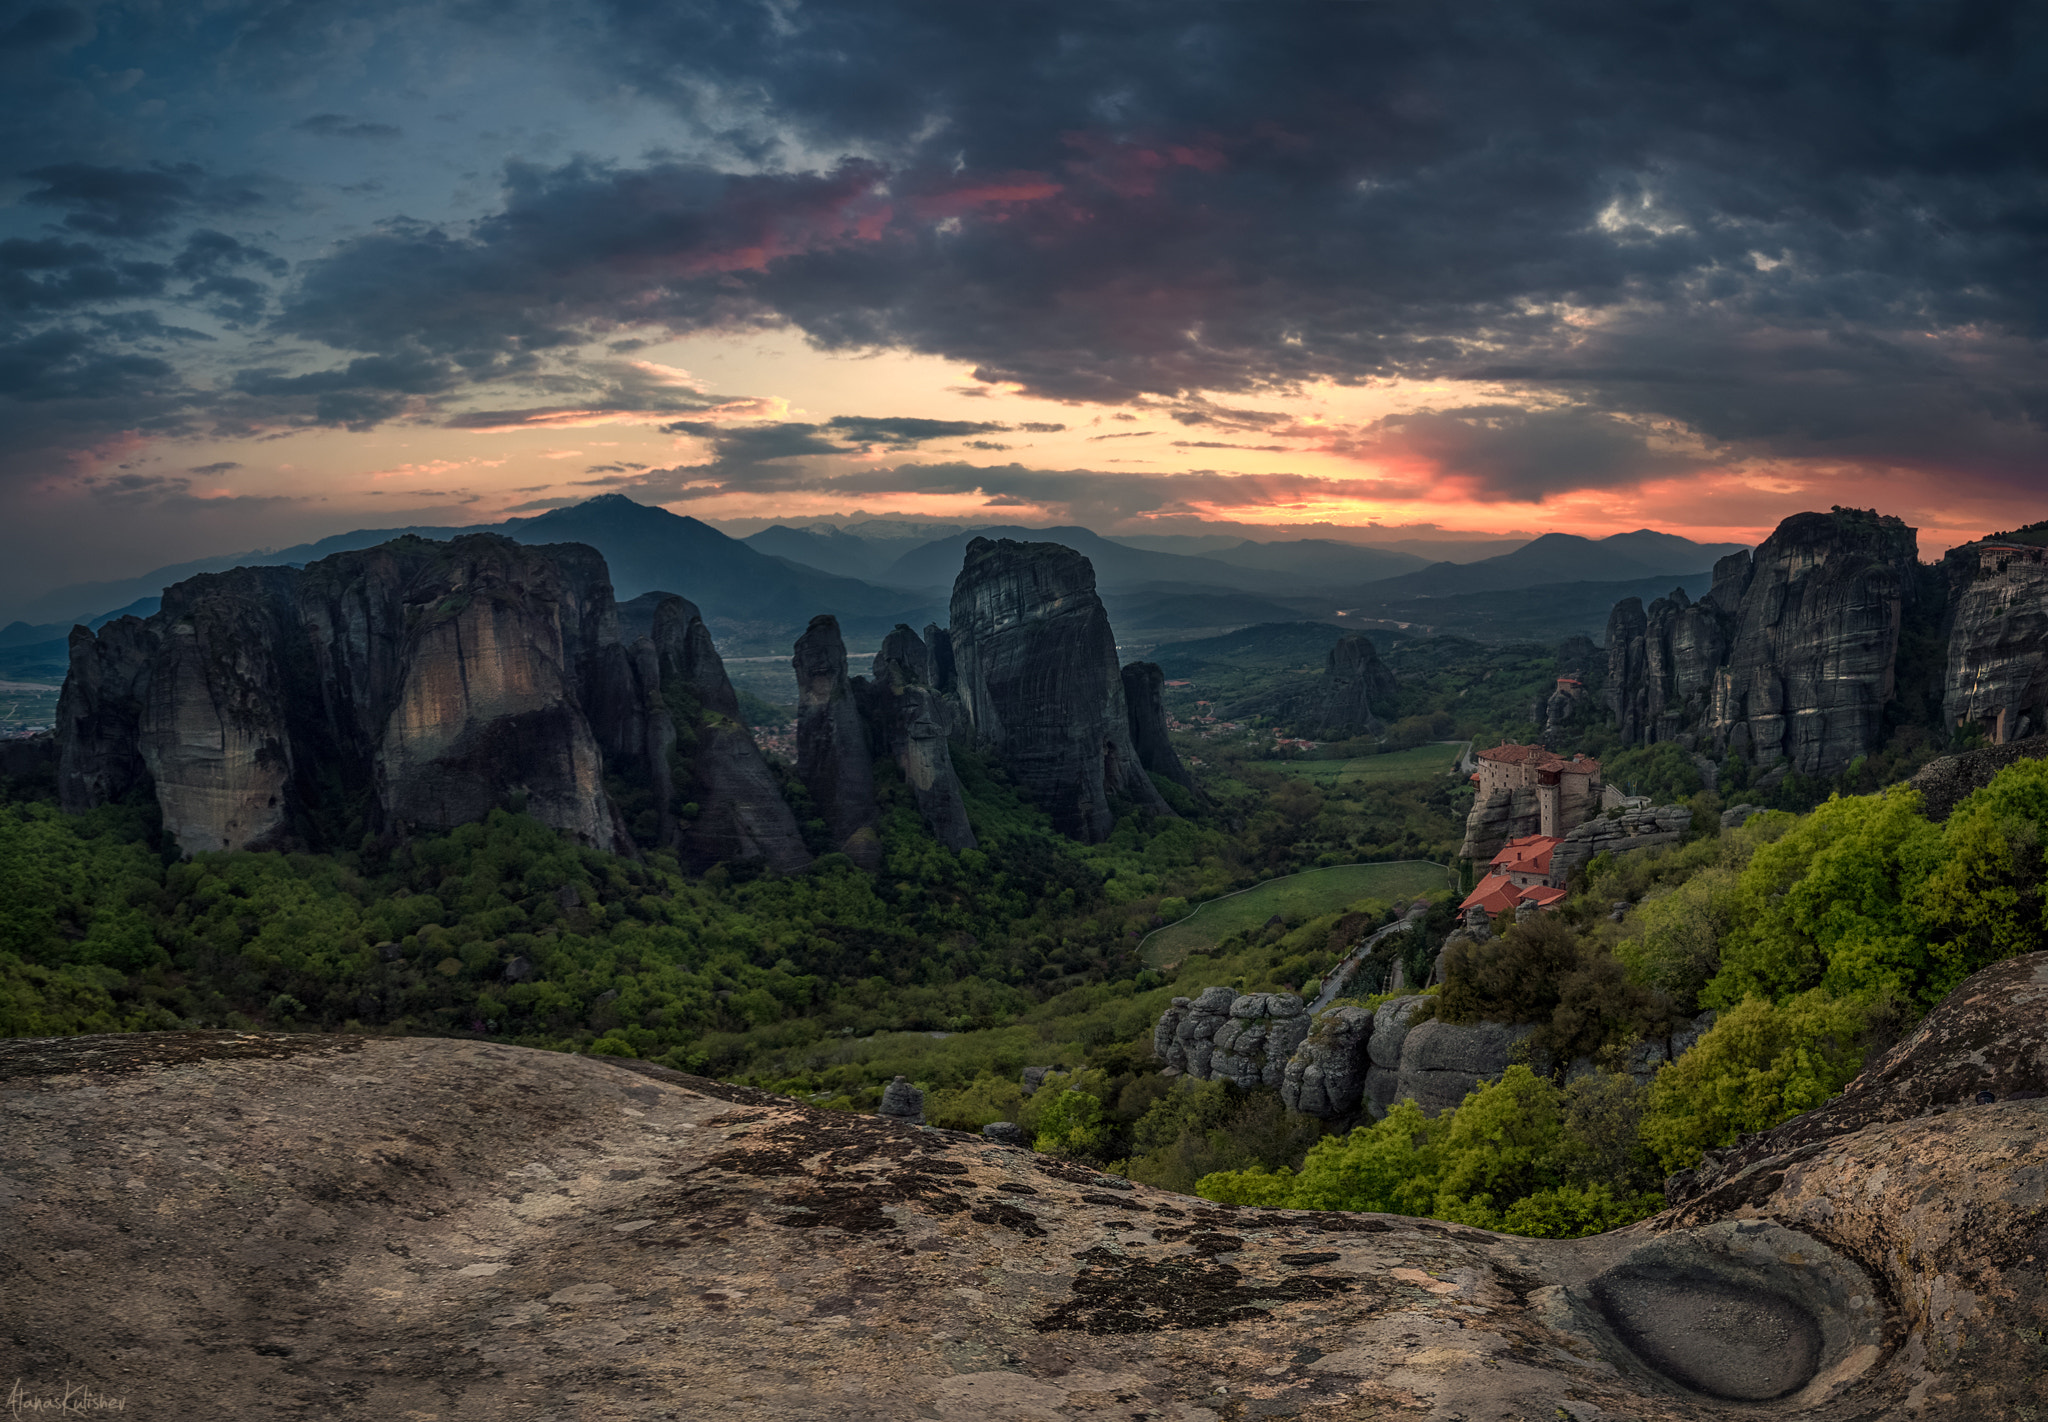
[
  {"left": 1278, "top": 1004, "right": 1374, "bottom": 1116},
  {"left": 877, "top": 1075, "right": 926, "bottom": 1125},
  {"left": 1207, "top": 993, "right": 1311, "bottom": 1090},
  {"left": 1394, "top": 1017, "right": 1537, "bottom": 1115},
  {"left": 946, "top": 537, "right": 1169, "bottom": 841},
  {"left": 1605, "top": 508, "right": 1918, "bottom": 778},
  {"left": 1908, "top": 733, "right": 2048, "bottom": 820},
  {"left": 1118, "top": 660, "right": 1196, "bottom": 792},
  {"left": 863, "top": 625, "right": 975, "bottom": 850},
  {"left": 1156, "top": 985, "right": 1237, "bottom": 1078},
  {"left": 54, "top": 614, "right": 161, "bottom": 813},
  {"left": 1548, "top": 803, "right": 1695, "bottom": 882},
  {"left": 793, "top": 614, "right": 883, "bottom": 870},
  {"left": 369, "top": 543, "right": 622, "bottom": 851},
  {"left": 1458, "top": 781, "right": 1541, "bottom": 860},
  {"left": 7, "top": 1017, "right": 2048, "bottom": 1418},
  {"left": 56, "top": 534, "right": 809, "bottom": 869},
  {"left": 1267, "top": 634, "right": 1397, "bottom": 740},
  {"left": 1605, "top": 585, "right": 1734, "bottom": 747}
]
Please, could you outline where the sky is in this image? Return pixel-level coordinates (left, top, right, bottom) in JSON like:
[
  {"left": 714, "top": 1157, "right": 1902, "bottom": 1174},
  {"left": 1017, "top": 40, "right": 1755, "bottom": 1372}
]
[{"left": 2, "top": 1, "right": 2044, "bottom": 610}]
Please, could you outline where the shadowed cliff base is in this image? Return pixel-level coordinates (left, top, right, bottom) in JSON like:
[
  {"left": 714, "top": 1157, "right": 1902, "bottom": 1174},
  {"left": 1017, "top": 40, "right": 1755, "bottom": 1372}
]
[{"left": 3, "top": 953, "right": 2045, "bottom": 1418}]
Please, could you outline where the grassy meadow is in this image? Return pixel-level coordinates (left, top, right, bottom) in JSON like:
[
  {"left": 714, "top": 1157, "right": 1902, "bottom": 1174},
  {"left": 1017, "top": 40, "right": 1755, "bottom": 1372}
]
[{"left": 1142, "top": 859, "right": 1454, "bottom": 966}]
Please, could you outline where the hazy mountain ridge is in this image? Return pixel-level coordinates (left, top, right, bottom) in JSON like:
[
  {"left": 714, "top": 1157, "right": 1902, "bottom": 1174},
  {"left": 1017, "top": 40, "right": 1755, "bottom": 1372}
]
[{"left": 1344, "top": 530, "right": 1751, "bottom": 602}]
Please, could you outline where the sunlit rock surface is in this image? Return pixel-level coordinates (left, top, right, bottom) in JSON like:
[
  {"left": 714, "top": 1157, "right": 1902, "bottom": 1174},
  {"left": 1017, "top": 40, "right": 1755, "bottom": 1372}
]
[{"left": 5, "top": 956, "right": 2045, "bottom": 1419}]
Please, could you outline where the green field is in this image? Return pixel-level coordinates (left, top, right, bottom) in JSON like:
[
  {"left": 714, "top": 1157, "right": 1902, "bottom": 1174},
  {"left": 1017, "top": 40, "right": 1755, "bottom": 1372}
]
[
  {"left": 1143, "top": 859, "right": 1455, "bottom": 966},
  {"left": 1255, "top": 741, "right": 1466, "bottom": 786}
]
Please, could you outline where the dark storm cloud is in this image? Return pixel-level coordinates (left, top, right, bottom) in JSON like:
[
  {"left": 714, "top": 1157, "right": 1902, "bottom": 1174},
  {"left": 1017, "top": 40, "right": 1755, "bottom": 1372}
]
[
  {"left": 0, "top": 6, "right": 91, "bottom": 50},
  {"left": 94, "top": 311, "right": 214, "bottom": 344},
  {"left": 605, "top": 456, "right": 1429, "bottom": 522},
  {"left": 232, "top": 348, "right": 458, "bottom": 429},
  {"left": 0, "top": 238, "right": 167, "bottom": 311},
  {"left": 0, "top": 325, "right": 176, "bottom": 401},
  {"left": 234, "top": 0, "right": 2045, "bottom": 488},
  {"left": 293, "top": 114, "right": 404, "bottom": 141},
  {"left": 187, "top": 461, "right": 242, "bottom": 475},
  {"left": 659, "top": 419, "right": 849, "bottom": 466},
  {"left": 649, "top": 414, "right": 1022, "bottom": 471},
  {"left": 19, "top": 163, "right": 262, "bottom": 240},
  {"left": 3, "top": 1, "right": 2046, "bottom": 510}
]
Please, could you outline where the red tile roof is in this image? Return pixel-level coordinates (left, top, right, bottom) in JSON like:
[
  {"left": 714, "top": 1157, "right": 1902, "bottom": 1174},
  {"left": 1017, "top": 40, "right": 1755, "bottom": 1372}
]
[
  {"left": 1459, "top": 861, "right": 1569, "bottom": 915},
  {"left": 1489, "top": 834, "right": 1559, "bottom": 875},
  {"left": 1459, "top": 874, "right": 1526, "bottom": 915},
  {"left": 1475, "top": 742, "right": 1602, "bottom": 776}
]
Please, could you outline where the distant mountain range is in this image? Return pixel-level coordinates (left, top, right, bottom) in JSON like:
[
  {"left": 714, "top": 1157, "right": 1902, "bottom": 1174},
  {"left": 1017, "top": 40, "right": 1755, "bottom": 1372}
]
[
  {"left": 15, "top": 497, "right": 942, "bottom": 654},
  {"left": 1337, "top": 530, "right": 1750, "bottom": 602},
  {"left": 8, "top": 500, "right": 1752, "bottom": 683}
]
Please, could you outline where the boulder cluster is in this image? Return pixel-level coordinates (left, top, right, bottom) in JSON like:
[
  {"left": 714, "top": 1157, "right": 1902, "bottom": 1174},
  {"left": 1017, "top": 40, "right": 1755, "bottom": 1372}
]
[
  {"left": 1547, "top": 803, "right": 1696, "bottom": 881},
  {"left": 1155, "top": 988, "right": 1310, "bottom": 1090},
  {"left": 1158, "top": 896, "right": 1717, "bottom": 1122}
]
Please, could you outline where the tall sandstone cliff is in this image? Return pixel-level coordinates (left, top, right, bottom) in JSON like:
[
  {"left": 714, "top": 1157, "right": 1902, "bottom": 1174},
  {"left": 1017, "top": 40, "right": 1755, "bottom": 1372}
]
[
  {"left": 946, "top": 537, "right": 1170, "bottom": 841},
  {"left": 56, "top": 535, "right": 805, "bottom": 869},
  {"left": 1605, "top": 508, "right": 1919, "bottom": 778},
  {"left": 793, "top": 614, "right": 885, "bottom": 870}
]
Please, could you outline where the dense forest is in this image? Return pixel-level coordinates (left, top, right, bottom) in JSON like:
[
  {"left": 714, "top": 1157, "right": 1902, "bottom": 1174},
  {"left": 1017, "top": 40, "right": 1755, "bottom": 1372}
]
[{"left": 3, "top": 627, "right": 2028, "bottom": 1239}]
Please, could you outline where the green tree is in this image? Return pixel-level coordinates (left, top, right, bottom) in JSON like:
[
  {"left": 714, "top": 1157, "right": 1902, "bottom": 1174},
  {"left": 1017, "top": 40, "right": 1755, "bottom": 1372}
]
[
  {"left": 1033, "top": 1087, "right": 1110, "bottom": 1159},
  {"left": 1707, "top": 786, "right": 1941, "bottom": 1006},
  {"left": 1641, "top": 991, "right": 1881, "bottom": 1172},
  {"left": 1907, "top": 758, "right": 2048, "bottom": 1002}
]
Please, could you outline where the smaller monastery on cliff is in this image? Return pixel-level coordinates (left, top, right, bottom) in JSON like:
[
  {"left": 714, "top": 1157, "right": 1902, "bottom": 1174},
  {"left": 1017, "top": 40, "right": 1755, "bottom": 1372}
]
[{"left": 1459, "top": 834, "right": 1570, "bottom": 915}]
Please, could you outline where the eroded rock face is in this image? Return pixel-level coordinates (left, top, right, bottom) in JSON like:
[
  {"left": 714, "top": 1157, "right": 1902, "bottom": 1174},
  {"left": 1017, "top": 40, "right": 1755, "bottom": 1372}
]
[
  {"left": 56, "top": 534, "right": 806, "bottom": 866},
  {"left": 1394, "top": 1018, "right": 1536, "bottom": 1116},
  {"left": 1279, "top": 1005, "right": 1373, "bottom": 1117},
  {"left": 1118, "top": 660, "right": 1196, "bottom": 792},
  {"left": 1668, "top": 951, "right": 2048, "bottom": 1212},
  {"left": 1209, "top": 993, "right": 1311, "bottom": 1090},
  {"left": 1908, "top": 733, "right": 2048, "bottom": 820},
  {"left": 7, "top": 978, "right": 2045, "bottom": 1419},
  {"left": 1605, "top": 508, "right": 1918, "bottom": 777},
  {"left": 55, "top": 615, "right": 160, "bottom": 814},
  {"left": 130, "top": 566, "right": 304, "bottom": 853},
  {"left": 1548, "top": 803, "right": 1694, "bottom": 882},
  {"left": 793, "top": 614, "right": 883, "bottom": 870},
  {"left": 864, "top": 625, "right": 975, "bottom": 851},
  {"left": 373, "top": 541, "right": 620, "bottom": 850},
  {"left": 947, "top": 537, "right": 1168, "bottom": 841}
]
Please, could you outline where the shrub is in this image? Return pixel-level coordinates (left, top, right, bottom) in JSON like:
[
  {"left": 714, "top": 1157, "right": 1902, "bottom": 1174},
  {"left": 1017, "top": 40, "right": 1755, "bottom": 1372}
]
[{"left": 1433, "top": 913, "right": 1670, "bottom": 1066}]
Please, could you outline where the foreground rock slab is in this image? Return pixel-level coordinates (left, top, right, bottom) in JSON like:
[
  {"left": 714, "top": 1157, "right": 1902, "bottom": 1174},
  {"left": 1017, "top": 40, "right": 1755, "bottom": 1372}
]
[{"left": 2, "top": 992, "right": 2044, "bottom": 1418}]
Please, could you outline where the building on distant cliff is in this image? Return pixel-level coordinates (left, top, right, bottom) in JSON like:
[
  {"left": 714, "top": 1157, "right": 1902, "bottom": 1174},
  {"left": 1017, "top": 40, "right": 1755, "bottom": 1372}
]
[
  {"left": 1458, "top": 741, "right": 1603, "bottom": 862},
  {"left": 1945, "top": 532, "right": 2048, "bottom": 745}
]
